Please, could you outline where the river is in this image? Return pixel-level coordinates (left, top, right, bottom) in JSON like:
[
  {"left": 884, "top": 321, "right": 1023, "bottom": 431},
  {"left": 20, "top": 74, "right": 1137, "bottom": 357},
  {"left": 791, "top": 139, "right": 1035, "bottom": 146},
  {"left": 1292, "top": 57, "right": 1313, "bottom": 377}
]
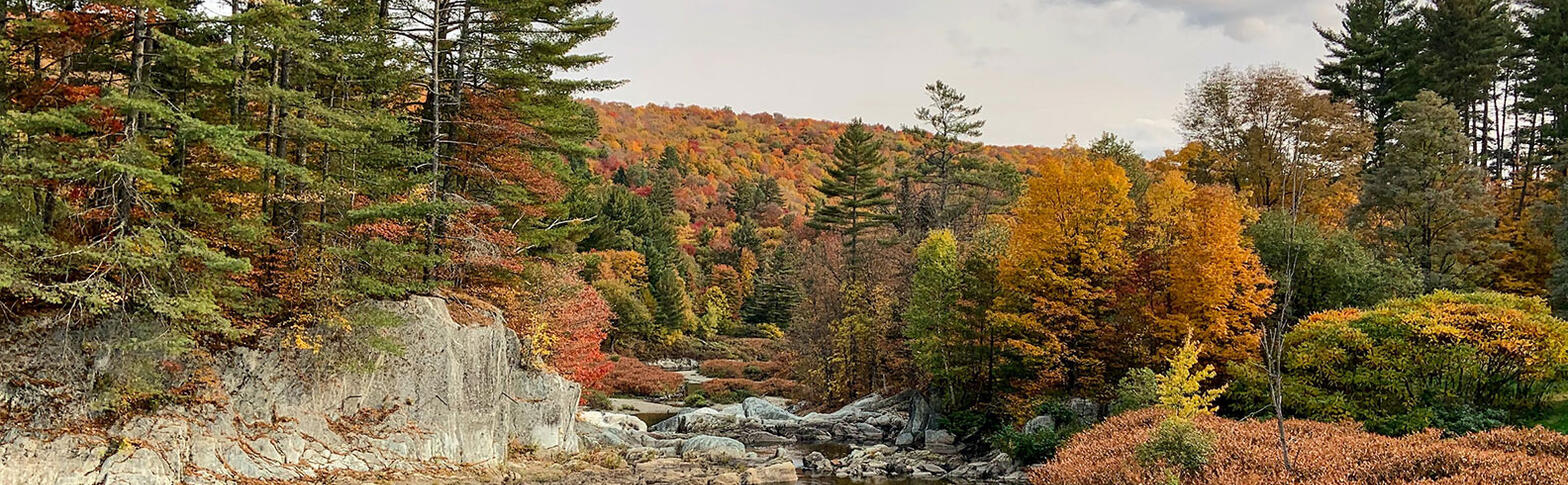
[{"left": 631, "top": 411, "right": 952, "bottom": 485}]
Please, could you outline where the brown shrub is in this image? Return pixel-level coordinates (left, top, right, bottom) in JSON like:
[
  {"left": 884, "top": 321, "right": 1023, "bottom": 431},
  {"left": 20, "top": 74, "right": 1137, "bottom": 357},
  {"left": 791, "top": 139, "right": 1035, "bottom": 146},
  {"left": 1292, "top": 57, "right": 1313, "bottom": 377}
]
[
  {"left": 698, "top": 377, "right": 803, "bottom": 400},
  {"left": 699, "top": 359, "right": 785, "bottom": 380},
  {"left": 1033, "top": 408, "right": 1568, "bottom": 485},
  {"left": 598, "top": 357, "right": 683, "bottom": 397},
  {"left": 699, "top": 359, "right": 748, "bottom": 379}
]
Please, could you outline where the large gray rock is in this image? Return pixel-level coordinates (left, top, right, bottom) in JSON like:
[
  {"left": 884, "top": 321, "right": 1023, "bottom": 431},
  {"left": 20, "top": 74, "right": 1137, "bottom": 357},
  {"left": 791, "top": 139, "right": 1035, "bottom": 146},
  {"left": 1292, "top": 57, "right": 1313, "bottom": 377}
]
[
  {"left": 742, "top": 397, "right": 800, "bottom": 421},
  {"left": 1024, "top": 415, "right": 1056, "bottom": 435},
  {"left": 679, "top": 435, "right": 745, "bottom": 462},
  {"left": 924, "top": 429, "right": 961, "bottom": 455},
  {"left": 0, "top": 296, "right": 581, "bottom": 485},
  {"left": 1064, "top": 397, "right": 1100, "bottom": 425}
]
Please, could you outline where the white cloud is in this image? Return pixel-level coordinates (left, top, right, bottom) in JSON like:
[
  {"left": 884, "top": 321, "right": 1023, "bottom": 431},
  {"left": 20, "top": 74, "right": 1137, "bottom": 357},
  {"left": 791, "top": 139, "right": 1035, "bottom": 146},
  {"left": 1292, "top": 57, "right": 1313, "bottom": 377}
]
[{"left": 1050, "top": 0, "right": 1325, "bottom": 41}]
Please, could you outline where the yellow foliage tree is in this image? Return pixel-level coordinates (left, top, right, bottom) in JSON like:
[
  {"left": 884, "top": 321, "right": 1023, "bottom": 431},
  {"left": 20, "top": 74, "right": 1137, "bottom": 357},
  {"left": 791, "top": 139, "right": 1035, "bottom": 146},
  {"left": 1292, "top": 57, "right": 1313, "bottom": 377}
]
[
  {"left": 1156, "top": 334, "right": 1228, "bottom": 420},
  {"left": 996, "top": 146, "right": 1134, "bottom": 392},
  {"left": 1126, "top": 172, "right": 1273, "bottom": 371}
]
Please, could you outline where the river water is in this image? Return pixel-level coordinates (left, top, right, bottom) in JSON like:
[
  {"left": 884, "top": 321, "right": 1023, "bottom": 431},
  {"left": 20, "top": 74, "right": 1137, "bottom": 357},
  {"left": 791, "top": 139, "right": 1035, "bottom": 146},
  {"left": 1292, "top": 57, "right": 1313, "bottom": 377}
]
[{"left": 632, "top": 413, "right": 950, "bottom": 485}]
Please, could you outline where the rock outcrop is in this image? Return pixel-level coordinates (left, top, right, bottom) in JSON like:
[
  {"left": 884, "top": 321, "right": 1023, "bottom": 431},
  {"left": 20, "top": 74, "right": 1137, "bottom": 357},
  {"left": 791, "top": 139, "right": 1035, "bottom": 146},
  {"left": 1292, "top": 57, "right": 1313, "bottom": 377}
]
[{"left": 0, "top": 296, "right": 580, "bottom": 485}]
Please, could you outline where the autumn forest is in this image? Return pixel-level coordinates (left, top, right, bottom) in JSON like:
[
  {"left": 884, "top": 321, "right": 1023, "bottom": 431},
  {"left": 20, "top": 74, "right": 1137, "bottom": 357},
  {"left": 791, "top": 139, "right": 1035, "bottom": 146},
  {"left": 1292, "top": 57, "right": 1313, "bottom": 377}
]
[{"left": 7, "top": 0, "right": 1568, "bottom": 484}]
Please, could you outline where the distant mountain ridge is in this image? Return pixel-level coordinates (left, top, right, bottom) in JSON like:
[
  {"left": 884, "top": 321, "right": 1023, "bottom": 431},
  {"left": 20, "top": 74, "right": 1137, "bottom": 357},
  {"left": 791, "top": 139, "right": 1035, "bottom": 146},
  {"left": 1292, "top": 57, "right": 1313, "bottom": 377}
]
[{"left": 585, "top": 99, "right": 1065, "bottom": 221}]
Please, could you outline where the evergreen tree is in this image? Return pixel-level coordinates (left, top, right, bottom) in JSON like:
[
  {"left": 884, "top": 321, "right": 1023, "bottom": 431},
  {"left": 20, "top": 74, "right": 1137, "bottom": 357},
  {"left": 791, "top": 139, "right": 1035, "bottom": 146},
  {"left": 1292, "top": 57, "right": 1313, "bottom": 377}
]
[
  {"left": 1530, "top": 0, "right": 1568, "bottom": 316},
  {"left": 1315, "top": 0, "right": 1423, "bottom": 166},
  {"left": 742, "top": 244, "right": 801, "bottom": 328},
  {"left": 1520, "top": 0, "right": 1568, "bottom": 162},
  {"left": 1417, "top": 0, "right": 1516, "bottom": 157},
  {"left": 1090, "top": 133, "right": 1152, "bottom": 198},
  {"left": 808, "top": 120, "right": 897, "bottom": 278},
  {"left": 902, "top": 80, "right": 986, "bottom": 232},
  {"left": 1352, "top": 91, "right": 1499, "bottom": 290}
]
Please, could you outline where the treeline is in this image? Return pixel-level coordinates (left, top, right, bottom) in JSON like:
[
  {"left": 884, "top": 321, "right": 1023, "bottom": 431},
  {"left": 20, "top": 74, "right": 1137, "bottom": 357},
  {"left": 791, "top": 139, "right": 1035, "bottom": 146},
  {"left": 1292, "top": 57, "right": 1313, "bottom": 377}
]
[{"left": 0, "top": 0, "right": 621, "bottom": 410}]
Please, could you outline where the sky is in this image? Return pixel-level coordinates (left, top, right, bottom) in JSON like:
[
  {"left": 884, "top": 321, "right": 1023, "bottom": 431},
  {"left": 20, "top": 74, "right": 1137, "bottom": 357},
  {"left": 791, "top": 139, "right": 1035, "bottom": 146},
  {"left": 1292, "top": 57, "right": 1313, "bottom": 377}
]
[{"left": 579, "top": 0, "right": 1346, "bottom": 157}]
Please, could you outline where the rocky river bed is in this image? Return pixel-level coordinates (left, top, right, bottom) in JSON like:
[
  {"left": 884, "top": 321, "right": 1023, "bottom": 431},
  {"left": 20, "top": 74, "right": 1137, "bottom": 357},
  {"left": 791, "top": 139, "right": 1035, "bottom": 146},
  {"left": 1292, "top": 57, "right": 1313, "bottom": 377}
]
[{"left": 573, "top": 391, "right": 1030, "bottom": 484}]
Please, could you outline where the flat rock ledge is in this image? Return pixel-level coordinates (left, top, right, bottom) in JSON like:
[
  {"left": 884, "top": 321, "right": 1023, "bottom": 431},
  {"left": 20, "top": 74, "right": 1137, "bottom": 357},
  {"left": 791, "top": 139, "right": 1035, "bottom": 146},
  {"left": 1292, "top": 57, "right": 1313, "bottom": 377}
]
[{"left": 0, "top": 296, "right": 580, "bottom": 485}]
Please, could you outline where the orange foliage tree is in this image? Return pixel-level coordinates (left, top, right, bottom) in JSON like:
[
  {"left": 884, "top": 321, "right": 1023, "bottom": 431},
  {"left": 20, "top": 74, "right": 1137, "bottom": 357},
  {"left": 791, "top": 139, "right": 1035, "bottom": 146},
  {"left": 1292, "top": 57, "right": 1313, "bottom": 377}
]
[
  {"left": 1124, "top": 172, "right": 1273, "bottom": 368},
  {"left": 995, "top": 146, "right": 1135, "bottom": 395},
  {"left": 994, "top": 147, "right": 1274, "bottom": 404}
]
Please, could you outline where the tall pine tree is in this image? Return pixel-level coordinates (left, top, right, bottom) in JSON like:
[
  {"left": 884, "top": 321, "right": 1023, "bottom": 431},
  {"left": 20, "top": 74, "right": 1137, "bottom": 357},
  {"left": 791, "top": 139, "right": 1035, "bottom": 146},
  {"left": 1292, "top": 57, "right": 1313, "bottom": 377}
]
[
  {"left": 808, "top": 120, "right": 897, "bottom": 279},
  {"left": 1315, "top": 0, "right": 1423, "bottom": 167},
  {"left": 1418, "top": 0, "right": 1516, "bottom": 159}
]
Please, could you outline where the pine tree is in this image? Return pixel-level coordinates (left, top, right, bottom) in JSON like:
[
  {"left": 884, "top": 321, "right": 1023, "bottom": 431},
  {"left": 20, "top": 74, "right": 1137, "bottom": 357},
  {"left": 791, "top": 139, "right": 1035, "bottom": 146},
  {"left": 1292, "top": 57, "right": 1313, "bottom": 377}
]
[
  {"left": 1417, "top": 0, "right": 1516, "bottom": 157},
  {"left": 1529, "top": 1, "right": 1568, "bottom": 316},
  {"left": 1315, "top": 0, "right": 1423, "bottom": 166},
  {"left": 1520, "top": 0, "right": 1568, "bottom": 162},
  {"left": 808, "top": 120, "right": 897, "bottom": 278},
  {"left": 1352, "top": 91, "right": 1499, "bottom": 290},
  {"left": 742, "top": 245, "right": 801, "bottom": 328},
  {"left": 903, "top": 81, "right": 986, "bottom": 232}
]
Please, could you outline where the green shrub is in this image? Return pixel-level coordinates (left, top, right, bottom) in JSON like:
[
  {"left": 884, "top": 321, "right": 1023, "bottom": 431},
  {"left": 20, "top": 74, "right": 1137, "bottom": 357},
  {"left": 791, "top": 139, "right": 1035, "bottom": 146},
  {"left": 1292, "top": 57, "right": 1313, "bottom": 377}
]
[
  {"left": 939, "top": 410, "right": 989, "bottom": 440},
  {"left": 1364, "top": 408, "right": 1436, "bottom": 437},
  {"left": 683, "top": 392, "right": 711, "bottom": 407},
  {"left": 1111, "top": 367, "right": 1159, "bottom": 415},
  {"left": 742, "top": 364, "right": 766, "bottom": 380},
  {"left": 1366, "top": 405, "right": 1507, "bottom": 437},
  {"left": 1284, "top": 292, "right": 1568, "bottom": 430},
  {"left": 1434, "top": 405, "right": 1507, "bottom": 436},
  {"left": 584, "top": 391, "right": 612, "bottom": 410},
  {"left": 987, "top": 426, "right": 1072, "bottom": 465},
  {"left": 1134, "top": 418, "right": 1214, "bottom": 472}
]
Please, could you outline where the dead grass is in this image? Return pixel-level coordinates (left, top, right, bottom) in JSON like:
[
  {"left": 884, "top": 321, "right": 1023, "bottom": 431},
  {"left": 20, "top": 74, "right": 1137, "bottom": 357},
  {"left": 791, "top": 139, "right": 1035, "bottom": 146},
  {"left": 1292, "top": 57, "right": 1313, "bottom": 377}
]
[{"left": 1033, "top": 408, "right": 1568, "bottom": 485}]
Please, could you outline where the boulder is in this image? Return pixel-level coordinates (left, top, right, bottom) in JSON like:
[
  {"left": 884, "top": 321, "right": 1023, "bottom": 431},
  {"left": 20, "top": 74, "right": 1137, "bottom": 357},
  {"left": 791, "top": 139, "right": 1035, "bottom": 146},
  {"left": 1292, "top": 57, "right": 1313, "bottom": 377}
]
[
  {"left": 735, "top": 430, "right": 794, "bottom": 446},
  {"left": 679, "top": 435, "right": 746, "bottom": 462},
  {"left": 741, "top": 460, "right": 798, "bottom": 484},
  {"left": 1024, "top": 414, "right": 1056, "bottom": 435},
  {"left": 646, "top": 358, "right": 700, "bottom": 371},
  {"left": 624, "top": 447, "right": 663, "bottom": 463},
  {"left": 801, "top": 451, "right": 831, "bottom": 471},
  {"left": 579, "top": 410, "right": 648, "bottom": 433},
  {"left": 1064, "top": 397, "right": 1100, "bottom": 424},
  {"left": 0, "top": 296, "right": 582, "bottom": 485},
  {"left": 900, "top": 392, "right": 932, "bottom": 442},
  {"left": 924, "top": 429, "right": 961, "bottom": 455},
  {"left": 742, "top": 397, "right": 800, "bottom": 421}
]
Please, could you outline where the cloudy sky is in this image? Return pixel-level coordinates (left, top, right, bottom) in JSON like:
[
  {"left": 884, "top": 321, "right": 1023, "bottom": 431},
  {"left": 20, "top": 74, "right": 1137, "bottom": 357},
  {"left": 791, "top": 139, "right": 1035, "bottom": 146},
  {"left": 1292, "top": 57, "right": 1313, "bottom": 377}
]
[{"left": 580, "top": 0, "right": 1344, "bottom": 156}]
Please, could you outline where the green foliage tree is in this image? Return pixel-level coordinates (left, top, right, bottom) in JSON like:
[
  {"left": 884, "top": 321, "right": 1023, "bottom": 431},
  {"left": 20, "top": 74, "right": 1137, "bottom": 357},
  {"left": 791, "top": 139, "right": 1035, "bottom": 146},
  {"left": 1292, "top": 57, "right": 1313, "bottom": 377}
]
[
  {"left": 905, "top": 230, "right": 965, "bottom": 403},
  {"left": 1248, "top": 211, "right": 1420, "bottom": 319},
  {"left": 1351, "top": 91, "right": 1499, "bottom": 291}
]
